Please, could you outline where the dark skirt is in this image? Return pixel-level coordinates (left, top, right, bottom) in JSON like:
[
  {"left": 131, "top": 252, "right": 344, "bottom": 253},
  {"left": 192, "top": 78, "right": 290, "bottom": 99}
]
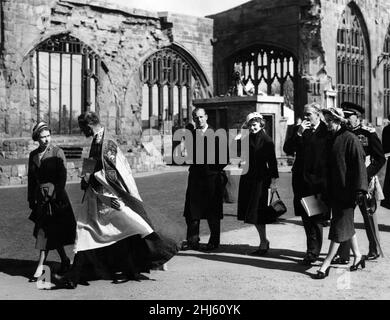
[
  {"left": 65, "top": 232, "right": 178, "bottom": 284},
  {"left": 30, "top": 192, "right": 76, "bottom": 250},
  {"left": 328, "top": 207, "right": 355, "bottom": 243},
  {"left": 237, "top": 175, "right": 271, "bottom": 225}
]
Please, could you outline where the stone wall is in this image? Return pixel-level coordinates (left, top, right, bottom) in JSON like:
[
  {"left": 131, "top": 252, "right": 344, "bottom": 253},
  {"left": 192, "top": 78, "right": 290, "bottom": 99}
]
[
  {"left": 0, "top": 145, "right": 165, "bottom": 186},
  {"left": 210, "top": 0, "right": 390, "bottom": 123},
  {"left": 321, "top": 0, "right": 390, "bottom": 125},
  {"left": 158, "top": 12, "right": 214, "bottom": 88},
  {"left": 210, "top": 0, "right": 305, "bottom": 96},
  {"left": 0, "top": 0, "right": 214, "bottom": 144}
]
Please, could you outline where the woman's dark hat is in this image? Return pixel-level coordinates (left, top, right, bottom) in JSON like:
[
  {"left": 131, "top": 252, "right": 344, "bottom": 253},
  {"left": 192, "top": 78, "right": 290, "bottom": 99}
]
[{"left": 341, "top": 102, "right": 365, "bottom": 116}]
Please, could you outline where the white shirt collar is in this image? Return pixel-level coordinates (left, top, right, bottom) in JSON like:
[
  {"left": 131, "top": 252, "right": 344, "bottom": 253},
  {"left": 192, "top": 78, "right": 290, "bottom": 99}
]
[
  {"left": 312, "top": 122, "right": 320, "bottom": 131},
  {"left": 94, "top": 127, "right": 105, "bottom": 143}
]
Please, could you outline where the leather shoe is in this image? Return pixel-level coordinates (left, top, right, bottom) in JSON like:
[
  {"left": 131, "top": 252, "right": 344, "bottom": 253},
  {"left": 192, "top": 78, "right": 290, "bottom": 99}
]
[
  {"left": 113, "top": 271, "right": 130, "bottom": 284},
  {"left": 315, "top": 266, "right": 330, "bottom": 279},
  {"left": 181, "top": 241, "right": 200, "bottom": 251},
  {"left": 301, "top": 253, "right": 318, "bottom": 266},
  {"left": 366, "top": 252, "right": 380, "bottom": 261},
  {"left": 250, "top": 240, "right": 270, "bottom": 256},
  {"left": 331, "top": 256, "right": 350, "bottom": 265}
]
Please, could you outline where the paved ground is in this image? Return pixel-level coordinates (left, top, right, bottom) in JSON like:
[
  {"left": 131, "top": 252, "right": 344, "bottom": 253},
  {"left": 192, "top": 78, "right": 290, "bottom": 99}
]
[{"left": 1, "top": 165, "right": 390, "bottom": 300}]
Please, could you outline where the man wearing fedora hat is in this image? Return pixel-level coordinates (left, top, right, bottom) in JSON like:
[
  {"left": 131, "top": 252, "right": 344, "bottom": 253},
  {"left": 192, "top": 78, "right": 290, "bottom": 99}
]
[{"left": 332, "top": 101, "right": 386, "bottom": 263}]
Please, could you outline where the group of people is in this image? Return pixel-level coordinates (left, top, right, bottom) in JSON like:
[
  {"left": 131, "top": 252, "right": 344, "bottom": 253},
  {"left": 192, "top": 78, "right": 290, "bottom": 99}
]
[
  {"left": 182, "top": 103, "right": 385, "bottom": 280},
  {"left": 27, "top": 101, "right": 386, "bottom": 288},
  {"left": 182, "top": 108, "right": 279, "bottom": 254},
  {"left": 27, "top": 112, "right": 178, "bottom": 289},
  {"left": 284, "top": 102, "right": 385, "bottom": 279}
]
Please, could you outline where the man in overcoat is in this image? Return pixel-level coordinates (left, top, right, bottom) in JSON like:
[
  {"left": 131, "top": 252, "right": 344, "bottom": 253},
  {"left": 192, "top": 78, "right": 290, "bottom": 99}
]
[
  {"left": 381, "top": 115, "right": 390, "bottom": 209},
  {"left": 182, "top": 108, "right": 228, "bottom": 251},
  {"left": 333, "top": 102, "right": 386, "bottom": 263},
  {"left": 283, "top": 103, "right": 329, "bottom": 265}
]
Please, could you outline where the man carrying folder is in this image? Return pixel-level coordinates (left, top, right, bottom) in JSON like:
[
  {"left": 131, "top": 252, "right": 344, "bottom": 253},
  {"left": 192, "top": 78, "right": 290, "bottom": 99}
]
[{"left": 283, "top": 103, "right": 329, "bottom": 265}]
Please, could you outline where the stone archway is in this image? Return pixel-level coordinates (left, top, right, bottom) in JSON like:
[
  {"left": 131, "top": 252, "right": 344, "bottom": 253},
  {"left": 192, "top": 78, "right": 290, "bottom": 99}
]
[
  {"left": 336, "top": 2, "right": 371, "bottom": 116},
  {"left": 140, "top": 45, "right": 211, "bottom": 161},
  {"left": 140, "top": 45, "right": 212, "bottom": 130},
  {"left": 383, "top": 25, "right": 390, "bottom": 118},
  {"left": 23, "top": 33, "right": 107, "bottom": 135},
  {"left": 226, "top": 44, "right": 297, "bottom": 112}
]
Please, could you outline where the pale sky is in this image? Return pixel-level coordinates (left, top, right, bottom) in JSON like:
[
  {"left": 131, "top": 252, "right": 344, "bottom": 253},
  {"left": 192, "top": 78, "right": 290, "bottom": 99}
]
[{"left": 109, "top": 0, "right": 250, "bottom": 17}]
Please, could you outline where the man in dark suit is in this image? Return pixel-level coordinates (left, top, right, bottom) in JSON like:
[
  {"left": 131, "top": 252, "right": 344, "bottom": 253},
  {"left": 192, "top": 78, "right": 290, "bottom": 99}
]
[
  {"left": 182, "top": 108, "right": 228, "bottom": 251},
  {"left": 333, "top": 102, "right": 386, "bottom": 263},
  {"left": 283, "top": 103, "right": 329, "bottom": 265},
  {"left": 381, "top": 115, "right": 390, "bottom": 209}
]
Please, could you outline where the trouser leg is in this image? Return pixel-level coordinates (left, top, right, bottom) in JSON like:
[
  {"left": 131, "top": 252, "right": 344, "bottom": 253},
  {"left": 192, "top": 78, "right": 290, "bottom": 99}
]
[
  {"left": 185, "top": 217, "right": 200, "bottom": 246},
  {"left": 359, "top": 204, "right": 378, "bottom": 254},
  {"left": 301, "top": 213, "right": 323, "bottom": 257},
  {"left": 65, "top": 251, "right": 86, "bottom": 284},
  {"left": 207, "top": 218, "right": 221, "bottom": 246}
]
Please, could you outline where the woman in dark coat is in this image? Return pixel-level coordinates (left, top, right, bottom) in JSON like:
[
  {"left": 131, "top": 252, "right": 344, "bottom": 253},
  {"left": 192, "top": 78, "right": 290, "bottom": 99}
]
[
  {"left": 27, "top": 122, "right": 76, "bottom": 282},
  {"left": 237, "top": 112, "right": 279, "bottom": 255},
  {"left": 315, "top": 108, "right": 367, "bottom": 279}
]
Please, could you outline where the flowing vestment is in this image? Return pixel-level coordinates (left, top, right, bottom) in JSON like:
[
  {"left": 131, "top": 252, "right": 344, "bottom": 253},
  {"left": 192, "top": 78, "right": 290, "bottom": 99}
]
[
  {"left": 70, "top": 130, "right": 177, "bottom": 280},
  {"left": 74, "top": 134, "right": 155, "bottom": 252}
]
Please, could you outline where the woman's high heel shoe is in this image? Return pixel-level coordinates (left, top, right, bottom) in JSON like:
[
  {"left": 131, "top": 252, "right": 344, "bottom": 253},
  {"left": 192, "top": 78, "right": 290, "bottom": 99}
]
[
  {"left": 350, "top": 255, "right": 366, "bottom": 271},
  {"left": 315, "top": 266, "right": 330, "bottom": 279},
  {"left": 29, "top": 265, "right": 44, "bottom": 282},
  {"left": 28, "top": 276, "right": 39, "bottom": 283}
]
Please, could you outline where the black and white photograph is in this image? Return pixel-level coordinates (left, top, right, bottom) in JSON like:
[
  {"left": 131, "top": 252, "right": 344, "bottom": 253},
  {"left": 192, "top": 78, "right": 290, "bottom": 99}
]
[{"left": 1, "top": 0, "right": 390, "bottom": 307}]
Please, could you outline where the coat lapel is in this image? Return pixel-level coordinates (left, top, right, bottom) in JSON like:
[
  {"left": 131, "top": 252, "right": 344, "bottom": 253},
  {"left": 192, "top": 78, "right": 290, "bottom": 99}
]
[
  {"left": 34, "top": 145, "right": 54, "bottom": 167},
  {"left": 32, "top": 151, "right": 40, "bottom": 168}
]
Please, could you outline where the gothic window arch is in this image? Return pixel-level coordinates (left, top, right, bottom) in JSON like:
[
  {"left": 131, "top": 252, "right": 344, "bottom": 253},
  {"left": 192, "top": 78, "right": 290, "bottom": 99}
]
[
  {"left": 336, "top": 4, "right": 369, "bottom": 111},
  {"left": 141, "top": 46, "right": 211, "bottom": 130},
  {"left": 29, "top": 34, "right": 102, "bottom": 134},
  {"left": 384, "top": 27, "right": 390, "bottom": 118},
  {"left": 227, "top": 45, "right": 297, "bottom": 109}
]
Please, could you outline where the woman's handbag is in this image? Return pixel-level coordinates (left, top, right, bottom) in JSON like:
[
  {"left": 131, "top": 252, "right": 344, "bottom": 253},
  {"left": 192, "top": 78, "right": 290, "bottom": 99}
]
[{"left": 264, "top": 190, "right": 287, "bottom": 223}]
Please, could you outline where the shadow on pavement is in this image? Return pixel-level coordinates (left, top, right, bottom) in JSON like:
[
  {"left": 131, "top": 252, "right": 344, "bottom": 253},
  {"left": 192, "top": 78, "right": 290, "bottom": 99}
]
[
  {"left": 184, "top": 243, "right": 306, "bottom": 262},
  {"left": 354, "top": 222, "right": 390, "bottom": 233},
  {"left": 177, "top": 249, "right": 314, "bottom": 276},
  {"left": 0, "top": 258, "right": 61, "bottom": 279}
]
